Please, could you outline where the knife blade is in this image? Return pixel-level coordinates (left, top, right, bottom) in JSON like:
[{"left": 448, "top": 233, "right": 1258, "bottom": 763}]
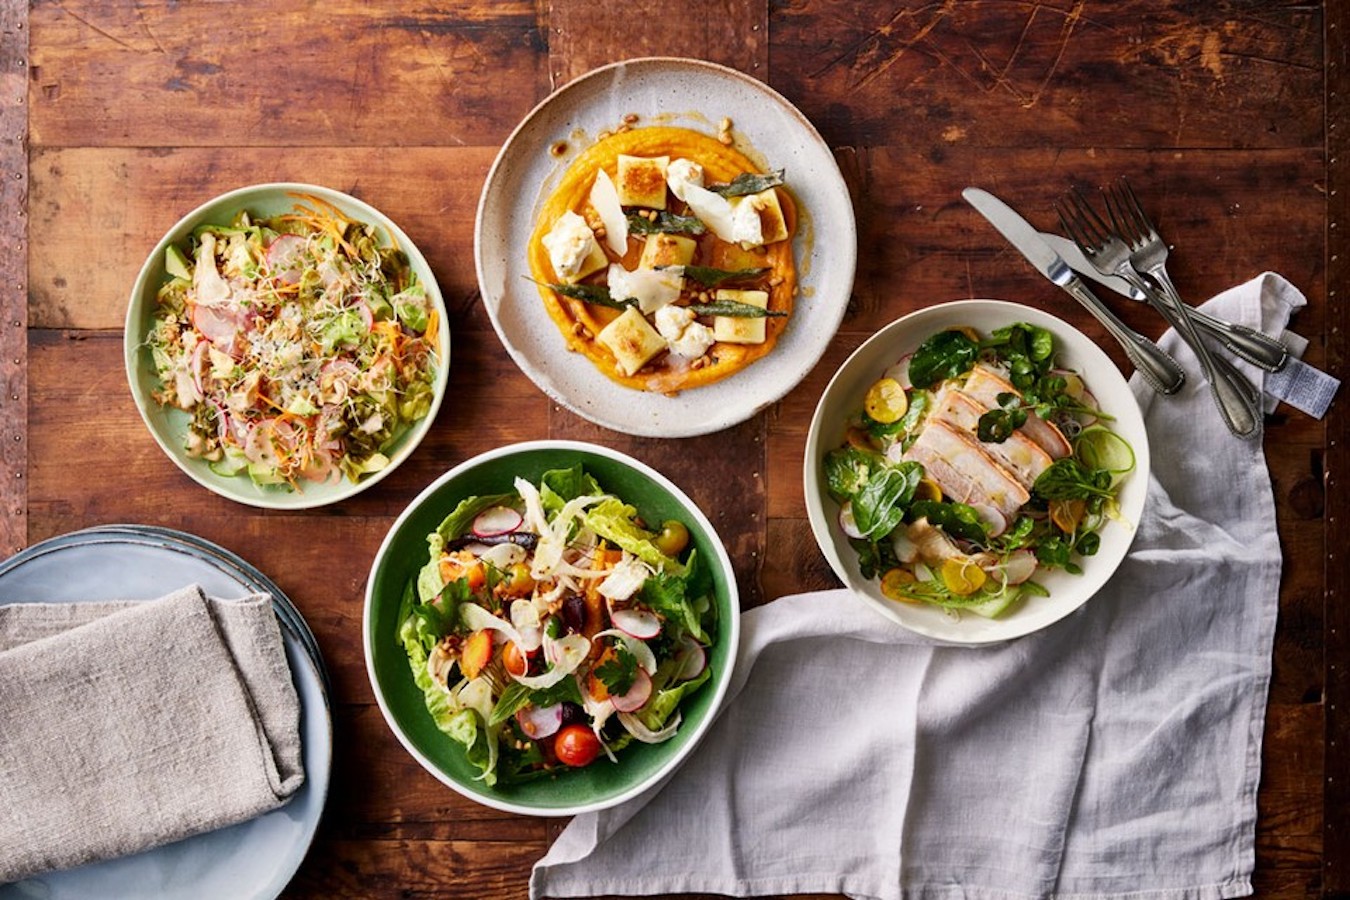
[
  {"left": 1036, "top": 231, "right": 1147, "bottom": 301},
  {"left": 961, "top": 187, "right": 1185, "bottom": 395}
]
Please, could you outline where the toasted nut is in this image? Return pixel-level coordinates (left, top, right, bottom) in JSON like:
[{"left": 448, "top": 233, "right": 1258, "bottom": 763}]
[{"left": 623, "top": 113, "right": 639, "bottom": 124}]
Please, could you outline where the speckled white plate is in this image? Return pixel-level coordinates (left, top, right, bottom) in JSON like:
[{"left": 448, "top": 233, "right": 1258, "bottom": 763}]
[{"left": 475, "top": 57, "right": 856, "bottom": 437}]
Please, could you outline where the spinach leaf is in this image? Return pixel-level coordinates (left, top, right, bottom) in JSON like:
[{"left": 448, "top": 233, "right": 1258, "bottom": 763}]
[
  {"left": 908, "top": 330, "right": 979, "bottom": 388},
  {"left": 823, "top": 447, "right": 883, "bottom": 501},
  {"left": 909, "top": 499, "right": 988, "bottom": 543},
  {"left": 977, "top": 391, "right": 1029, "bottom": 443},
  {"left": 852, "top": 461, "right": 922, "bottom": 539}
]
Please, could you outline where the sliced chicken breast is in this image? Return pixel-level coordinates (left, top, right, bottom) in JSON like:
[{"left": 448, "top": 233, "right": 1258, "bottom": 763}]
[
  {"left": 902, "top": 419, "right": 1030, "bottom": 521},
  {"left": 962, "top": 365, "right": 1072, "bottom": 460},
  {"left": 929, "top": 388, "right": 1054, "bottom": 488}
]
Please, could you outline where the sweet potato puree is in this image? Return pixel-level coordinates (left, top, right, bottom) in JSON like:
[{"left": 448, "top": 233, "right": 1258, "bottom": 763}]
[{"left": 527, "top": 126, "right": 798, "bottom": 393}]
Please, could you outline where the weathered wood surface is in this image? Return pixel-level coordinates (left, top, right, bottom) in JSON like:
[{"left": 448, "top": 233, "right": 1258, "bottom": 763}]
[{"left": 16, "top": 0, "right": 1335, "bottom": 897}]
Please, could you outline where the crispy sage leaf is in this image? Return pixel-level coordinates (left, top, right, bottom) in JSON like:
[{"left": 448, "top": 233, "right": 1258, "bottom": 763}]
[
  {"left": 685, "top": 300, "right": 787, "bottom": 319},
  {"left": 535, "top": 280, "right": 635, "bottom": 310},
  {"left": 667, "top": 265, "right": 771, "bottom": 287},
  {"left": 626, "top": 212, "right": 707, "bottom": 235},
  {"left": 708, "top": 169, "right": 785, "bottom": 197}
]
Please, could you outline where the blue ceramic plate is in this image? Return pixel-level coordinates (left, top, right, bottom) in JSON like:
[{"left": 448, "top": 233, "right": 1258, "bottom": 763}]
[{"left": 0, "top": 526, "right": 331, "bottom": 899}]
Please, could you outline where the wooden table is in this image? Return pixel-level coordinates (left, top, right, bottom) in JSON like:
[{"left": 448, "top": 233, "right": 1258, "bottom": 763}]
[{"left": 6, "top": 1, "right": 1341, "bottom": 896}]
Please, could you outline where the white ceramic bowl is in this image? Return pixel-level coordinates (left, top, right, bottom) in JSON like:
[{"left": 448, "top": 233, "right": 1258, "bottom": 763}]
[
  {"left": 475, "top": 57, "right": 856, "bottom": 437},
  {"left": 804, "top": 299, "right": 1151, "bottom": 644},
  {"left": 364, "top": 440, "right": 740, "bottom": 816},
  {"left": 125, "top": 183, "right": 450, "bottom": 509}
]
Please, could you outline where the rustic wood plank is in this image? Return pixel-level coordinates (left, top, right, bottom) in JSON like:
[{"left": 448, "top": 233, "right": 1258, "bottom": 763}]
[
  {"left": 767, "top": 1, "right": 1321, "bottom": 152},
  {"left": 547, "top": 0, "right": 767, "bottom": 88},
  {"left": 27, "top": 1, "right": 546, "bottom": 148},
  {"left": 0, "top": 0, "right": 25, "bottom": 554},
  {"left": 1324, "top": 0, "right": 1349, "bottom": 891},
  {"left": 27, "top": 146, "right": 499, "bottom": 330}
]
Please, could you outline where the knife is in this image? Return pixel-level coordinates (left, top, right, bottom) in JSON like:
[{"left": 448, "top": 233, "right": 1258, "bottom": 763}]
[
  {"left": 962, "top": 188, "right": 1185, "bottom": 395},
  {"left": 1038, "top": 231, "right": 1288, "bottom": 372}
]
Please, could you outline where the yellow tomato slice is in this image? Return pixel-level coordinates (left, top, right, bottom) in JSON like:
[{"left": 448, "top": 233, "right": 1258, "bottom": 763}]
[
  {"left": 864, "top": 377, "right": 909, "bottom": 424},
  {"left": 880, "top": 567, "right": 919, "bottom": 603},
  {"left": 940, "top": 557, "right": 987, "bottom": 596}
]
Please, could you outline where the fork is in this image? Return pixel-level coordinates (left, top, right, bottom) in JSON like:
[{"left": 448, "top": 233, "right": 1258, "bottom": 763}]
[{"left": 1057, "top": 186, "right": 1261, "bottom": 439}]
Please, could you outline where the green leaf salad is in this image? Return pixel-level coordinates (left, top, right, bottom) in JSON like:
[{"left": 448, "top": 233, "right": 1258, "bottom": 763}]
[
  {"left": 824, "top": 323, "right": 1135, "bottom": 619},
  {"left": 397, "top": 464, "right": 716, "bottom": 785},
  {"left": 145, "top": 194, "right": 440, "bottom": 489}
]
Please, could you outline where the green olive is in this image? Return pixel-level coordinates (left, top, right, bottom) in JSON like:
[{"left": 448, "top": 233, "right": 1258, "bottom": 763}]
[{"left": 653, "top": 519, "right": 690, "bottom": 557}]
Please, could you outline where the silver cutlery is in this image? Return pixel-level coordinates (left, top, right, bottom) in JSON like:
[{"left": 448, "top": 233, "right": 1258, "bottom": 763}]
[
  {"left": 963, "top": 187, "right": 1186, "bottom": 396},
  {"left": 1057, "top": 186, "right": 1261, "bottom": 439},
  {"left": 1037, "top": 231, "right": 1287, "bottom": 372}
]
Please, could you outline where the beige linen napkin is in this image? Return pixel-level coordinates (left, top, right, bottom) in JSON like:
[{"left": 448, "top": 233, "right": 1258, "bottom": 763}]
[{"left": 0, "top": 584, "right": 305, "bottom": 883}]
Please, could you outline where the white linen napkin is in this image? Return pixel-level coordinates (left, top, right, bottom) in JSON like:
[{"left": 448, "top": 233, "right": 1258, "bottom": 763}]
[
  {"left": 531, "top": 272, "right": 1307, "bottom": 900},
  {"left": 0, "top": 584, "right": 305, "bottom": 883}
]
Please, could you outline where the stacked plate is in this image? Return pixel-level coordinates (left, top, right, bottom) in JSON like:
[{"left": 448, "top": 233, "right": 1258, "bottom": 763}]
[{"left": 0, "top": 525, "right": 332, "bottom": 900}]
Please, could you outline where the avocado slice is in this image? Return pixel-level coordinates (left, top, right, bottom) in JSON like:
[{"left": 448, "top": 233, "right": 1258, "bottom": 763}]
[{"left": 165, "top": 244, "right": 193, "bottom": 280}]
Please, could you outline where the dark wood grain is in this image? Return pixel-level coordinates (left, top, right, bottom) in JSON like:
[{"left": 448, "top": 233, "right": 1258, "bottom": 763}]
[{"left": 12, "top": 0, "right": 1341, "bottom": 897}]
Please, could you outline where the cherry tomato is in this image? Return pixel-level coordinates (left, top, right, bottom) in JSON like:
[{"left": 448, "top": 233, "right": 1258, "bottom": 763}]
[
  {"left": 554, "top": 724, "right": 603, "bottom": 768},
  {"left": 864, "top": 377, "right": 908, "bottom": 424},
  {"left": 502, "top": 641, "right": 528, "bottom": 678},
  {"left": 653, "top": 520, "right": 690, "bottom": 557}
]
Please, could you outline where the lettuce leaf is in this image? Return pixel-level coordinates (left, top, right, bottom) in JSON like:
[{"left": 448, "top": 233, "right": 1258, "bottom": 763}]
[{"left": 584, "top": 497, "right": 684, "bottom": 575}]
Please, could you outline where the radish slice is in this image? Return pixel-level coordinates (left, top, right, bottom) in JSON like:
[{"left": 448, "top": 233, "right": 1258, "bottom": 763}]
[
  {"left": 610, "top": 607, "right": 660, "bottom": 640},
  {"left": 265, "top": 233, "right": 305, "bottom": 284},
  {"left": 610, "top": 668, "right": 652, "bottom": 713},
  {"left": 1000, "top": 550, "right": 1039, "bottom": 585},
  {"left": 472, "top": 506, "right": 523, "bottom": 537},
  {"left": 884, "top": 354, "right": 913, "bottom": 390},
  {"left": 594, "top": 628, "right": 657, "bottom": 675},
  {"left": 191, "top": 302, "right": 242, "bottom": 351},
  {"left": 673, "top": 637, "right": 706, "bottom": 681},
  {"left": 970, "top": 503, "right": 1008, "bottom": 538},
  {"left": 838, "top": 501, "right": 865, "bottom": 540},
  {"left": 516, "top": 704, "right": 563, "bottom": 740}
]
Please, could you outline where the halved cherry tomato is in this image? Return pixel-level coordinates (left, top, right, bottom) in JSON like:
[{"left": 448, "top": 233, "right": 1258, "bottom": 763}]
[
  {"left": 502, "top": 641, "right": 528, "bottom": 678},
  {"left": 554, "top": 724, "right": 603, "bottom": 768}
]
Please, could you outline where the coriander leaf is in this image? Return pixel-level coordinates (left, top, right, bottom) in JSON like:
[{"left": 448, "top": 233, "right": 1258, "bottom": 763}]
[{"left": 595, "top": 645, "right": 638, "bottom": 696}]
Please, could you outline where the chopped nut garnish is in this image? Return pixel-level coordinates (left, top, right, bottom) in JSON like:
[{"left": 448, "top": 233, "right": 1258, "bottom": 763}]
[
  {"left": 623, "top": 113, "right": 639, "bottom": 124},
  {"left": 719, "top": 117, "right": 733, "bottom": 131},
  {"left": 549, "top": 141, "right": 568, "bottom": 157}
]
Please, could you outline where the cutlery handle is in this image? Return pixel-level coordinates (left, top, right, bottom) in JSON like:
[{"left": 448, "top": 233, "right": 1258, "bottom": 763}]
[
  {"left": 1187, "top": 309, "right": 1289, "bottom": 372},
  {"left": 1062, "top": 278, "right": 1186, "bottom": 395},
  {"left": 1147, "top": 267, "right": 1262, "bottom": 439}
]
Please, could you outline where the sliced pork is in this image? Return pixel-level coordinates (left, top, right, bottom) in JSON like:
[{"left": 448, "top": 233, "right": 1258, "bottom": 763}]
[
  {"left": 962, "top": 365, "right": 1072, "bottom": 460},
  {"left": 929, "top": 388, "right": 1054, "bottom": 488},
  {"left": 902, "top": 419, "right": 1029, "bottom": 522}
]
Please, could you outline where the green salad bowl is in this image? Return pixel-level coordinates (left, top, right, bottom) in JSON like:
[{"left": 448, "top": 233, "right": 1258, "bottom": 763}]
[
  {"left": 124, "top": 182, "right": 450, "bottom": 510},
  {"left": 363, "top": 440, "right": 741, "bottom": 816}
]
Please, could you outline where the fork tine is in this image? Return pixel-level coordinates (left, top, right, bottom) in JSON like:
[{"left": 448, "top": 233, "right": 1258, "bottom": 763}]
[
  {"left": 1102, "top": 180, "right": 1142, "bottom": 247},
  {"left": 1056, "top": 188, "right": 1107, "bottom": 252}
]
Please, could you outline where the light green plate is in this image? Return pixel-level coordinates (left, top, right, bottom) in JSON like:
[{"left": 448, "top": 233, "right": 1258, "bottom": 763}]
[
  {"left": 124, "top": 182, "right": 451, "bottom": 510},
  {"left": 363, "top": 440, "right": 740, "bottom": 816}
]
